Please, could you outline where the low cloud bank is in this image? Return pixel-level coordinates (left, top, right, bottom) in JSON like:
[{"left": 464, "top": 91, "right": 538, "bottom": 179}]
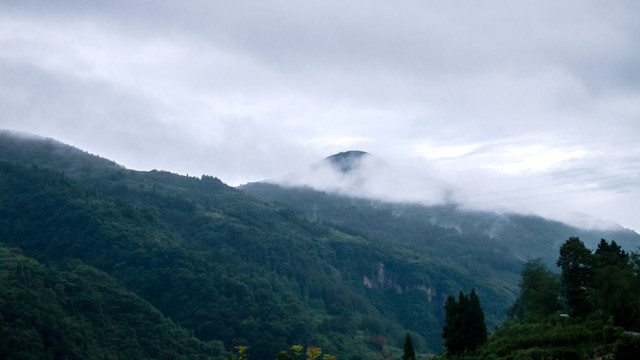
[{"left": 269, "top": 150, "right": 638, "bottom": 232}]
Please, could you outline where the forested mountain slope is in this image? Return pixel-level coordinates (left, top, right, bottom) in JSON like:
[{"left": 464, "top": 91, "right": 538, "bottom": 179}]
[
  {"left": 4, "top": 131, "right": 637, "bottom": 358},
  {"left": 0, "top": 130, "right": 518, "bottom": 358},
  {"left": 0, "top": 244, "right": 223, "bottom": 359},
  {"left": 240, "top": 182, "right": 640, "bottom": 269}
]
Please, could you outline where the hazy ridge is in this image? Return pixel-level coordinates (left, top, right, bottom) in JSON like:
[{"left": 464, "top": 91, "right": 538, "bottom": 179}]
[{"left": 1, "top": 130, "right": 639, "bottom": 359}]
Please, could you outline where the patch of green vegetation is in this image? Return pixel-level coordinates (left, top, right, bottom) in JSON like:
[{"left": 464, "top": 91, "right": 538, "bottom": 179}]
[
  {"left": 472, "top": 238, "right": 640, "bottom": 359},
  {"left": 0, "top": 244, "right": 223, "bottom": 359}
]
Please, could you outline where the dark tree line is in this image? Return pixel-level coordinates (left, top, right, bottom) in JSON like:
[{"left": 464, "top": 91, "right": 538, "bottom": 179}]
[
  {"left": 557, "top": 237, "right": 640, "bottom": 330},
  {"left": 403, "top": 332, "right": 416, "bottom": 360},
  {"left": 480, "top": 237, "right": 640, "bottom": 359},
  {"left": 506, "top": 236, "right": 640, "bottom": 329},
  {"left": 442, "top": 288, "right": 487, "bottom": 356}
]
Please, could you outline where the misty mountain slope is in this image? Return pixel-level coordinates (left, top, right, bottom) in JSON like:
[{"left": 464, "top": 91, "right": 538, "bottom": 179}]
[
  {"left": 241, "top": 151, "right": 640, "bottom": 268},
  {"left": 0, "top": 130, "right": 122, "bottom": 178},
  {"left": 0, "top": 131, "right": 519, "bottom": 356},
  {"left": 276, "top": 150, "right": 450, "bottom": 205},
  {"left": 241, "top": 183, "right": 515, "bottom": 268}
]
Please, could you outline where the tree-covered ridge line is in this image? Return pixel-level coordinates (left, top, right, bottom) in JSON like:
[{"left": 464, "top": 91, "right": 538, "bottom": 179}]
[
  {"left": 0, "top": 130, "right": 123, "bottom": 177},
  {"left": 240, "top": 182, "right": 640, "bottom": 269},
  {"left": 0, "top": 143, "right": 494, "bottom": 357},
  {"left": 0, "top": 160, "right": 360, "bottom": 358},
  {"left": 555, "top": 238, "right": 640, "bottom": 329},
  {"left": 465, "top": 237, "right": 640, "bottom": 359},
  {"left": 3, "top": 131, "right": 640, "bottom": 359},
  {"left": 0, "top": 158, "right": 482, "bottom": 356}
]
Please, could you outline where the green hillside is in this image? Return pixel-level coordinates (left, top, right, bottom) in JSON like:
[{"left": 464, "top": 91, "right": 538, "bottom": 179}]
[
  {"left": 0, "top": 130, "right": 517, "bottom": 358},
  {"left": 0, "top": 244, "right": 223, "bottom": 359},
  {"left": 239, "top": 182, "right": 640, "bottom": 269},
  {"left": 3, "top": 130, "right": 637, "bottom": 359}
]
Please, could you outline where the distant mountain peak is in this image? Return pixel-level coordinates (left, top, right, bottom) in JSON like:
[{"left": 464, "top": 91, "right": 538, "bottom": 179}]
[
  {"left": 273, "top": 150, "right": 447, "bottom": 204},
  {"left": 326, "top": 150, "right": 369, "bottom": 160},
  {"left": 323, "top": 150, "right": 371, "bottom": 174}
]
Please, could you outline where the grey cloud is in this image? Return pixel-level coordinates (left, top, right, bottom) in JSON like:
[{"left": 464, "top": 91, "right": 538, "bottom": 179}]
[
  {"left": 0, "top": 60, "right": 316, "bottom": 184},
  {"left": 1, "top": 1, "right": 640, "bottom": 230}
]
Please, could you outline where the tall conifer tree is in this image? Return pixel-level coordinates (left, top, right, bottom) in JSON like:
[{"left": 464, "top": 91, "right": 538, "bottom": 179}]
[
  {"left": 467, "top": 289, "right": 487, "bottom": 351},
  {"left": 442, "top": 289, "right": 487, "bottom": 355},
  {"left": 403, "top": 332, "right": 416, "bottom": 360},
  {"left": 557, "top": 237, "right": 593, "bottom": 316}
]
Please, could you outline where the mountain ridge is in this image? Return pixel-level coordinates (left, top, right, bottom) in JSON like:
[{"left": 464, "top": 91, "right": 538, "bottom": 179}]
[
  {"left": 241, "top": 149, "right": 640, "bottom": 268},
  {"left": 3, "top": 129, "right": 639, "bottom": 358},
  {"left": 1, "top": 129, "right": 517, "bottom": 357}
]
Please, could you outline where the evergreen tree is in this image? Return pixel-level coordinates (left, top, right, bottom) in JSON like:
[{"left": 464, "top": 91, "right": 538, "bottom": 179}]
[
  {"left": 556, "top": 237, "right": 593, "bottom": 317},
  {"left": 591, "top": 239, "right": 639, "bottom": 329},
  {"left": 467, "top": 289, "right": 488, "bottom": 350},
  {"left": 443, "top": 293, "right": 464, "bottom": 355},
  {"left": 442, "top": 289, "right": 487, "bottom": 356},
  {"left": 402, "top": 332, "right": 416, "bottom": 360},
  {"left": 507, "top": 258, "right": 561, "bottom": 319},
  {"left": 595, "top": 239, "right": 628, "bottom": 266}
]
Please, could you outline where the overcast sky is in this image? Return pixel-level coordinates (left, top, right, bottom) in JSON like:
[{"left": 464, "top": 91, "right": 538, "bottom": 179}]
[{"left": 2, "top": 1, "right": 640, "bottom": 232}]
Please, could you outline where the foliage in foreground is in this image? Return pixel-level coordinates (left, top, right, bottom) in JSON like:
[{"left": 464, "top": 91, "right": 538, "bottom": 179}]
[
  {"left": 475, "top": 237, "right": 640, "bottom": 359},
  {"left": 480, "top": 317, "right": 621, "bottom": 359},
  {"left": 225, "top": 345, "right": 336, "bottom": 360}
]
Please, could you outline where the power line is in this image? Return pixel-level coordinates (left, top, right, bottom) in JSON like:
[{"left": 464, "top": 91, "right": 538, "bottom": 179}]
[
  {"left": 475, "top": 172, "right": 640, "bottom": 197},
  {"left": 406, "top": 171, "right": 640, "bottom": 211}
]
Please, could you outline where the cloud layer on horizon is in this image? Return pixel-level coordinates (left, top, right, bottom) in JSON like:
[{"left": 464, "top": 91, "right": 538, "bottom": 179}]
[{"left": 1, "top": 1, "right": 639, "bottom": 230}]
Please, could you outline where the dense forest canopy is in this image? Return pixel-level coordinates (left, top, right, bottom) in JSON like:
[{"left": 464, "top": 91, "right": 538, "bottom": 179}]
[
  {"left": 475, "top": 237, "right": 640, "bottom": 359},
  {"left": 1, "top": 130, "right": 639, "bottom": 359}
]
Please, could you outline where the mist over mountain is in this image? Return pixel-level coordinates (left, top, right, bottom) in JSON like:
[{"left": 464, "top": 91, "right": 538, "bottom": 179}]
[
  {"left": 324, "top": 151, "right": 373, "bottom": 173},
  {"left": 274, "top": 150, "right": 453, "bottom": 207},
  {"left": 271, "top": 149, "right": 636, "bottom": 231},
  {"left": 2, "top": 130, "right": 639, "bottom": 358},
  {"left": 243, "top": 150, "right": 640, "bottom": 266},
  {"left": 0, "top": 130, "right": 521, "bottom": 357}
]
